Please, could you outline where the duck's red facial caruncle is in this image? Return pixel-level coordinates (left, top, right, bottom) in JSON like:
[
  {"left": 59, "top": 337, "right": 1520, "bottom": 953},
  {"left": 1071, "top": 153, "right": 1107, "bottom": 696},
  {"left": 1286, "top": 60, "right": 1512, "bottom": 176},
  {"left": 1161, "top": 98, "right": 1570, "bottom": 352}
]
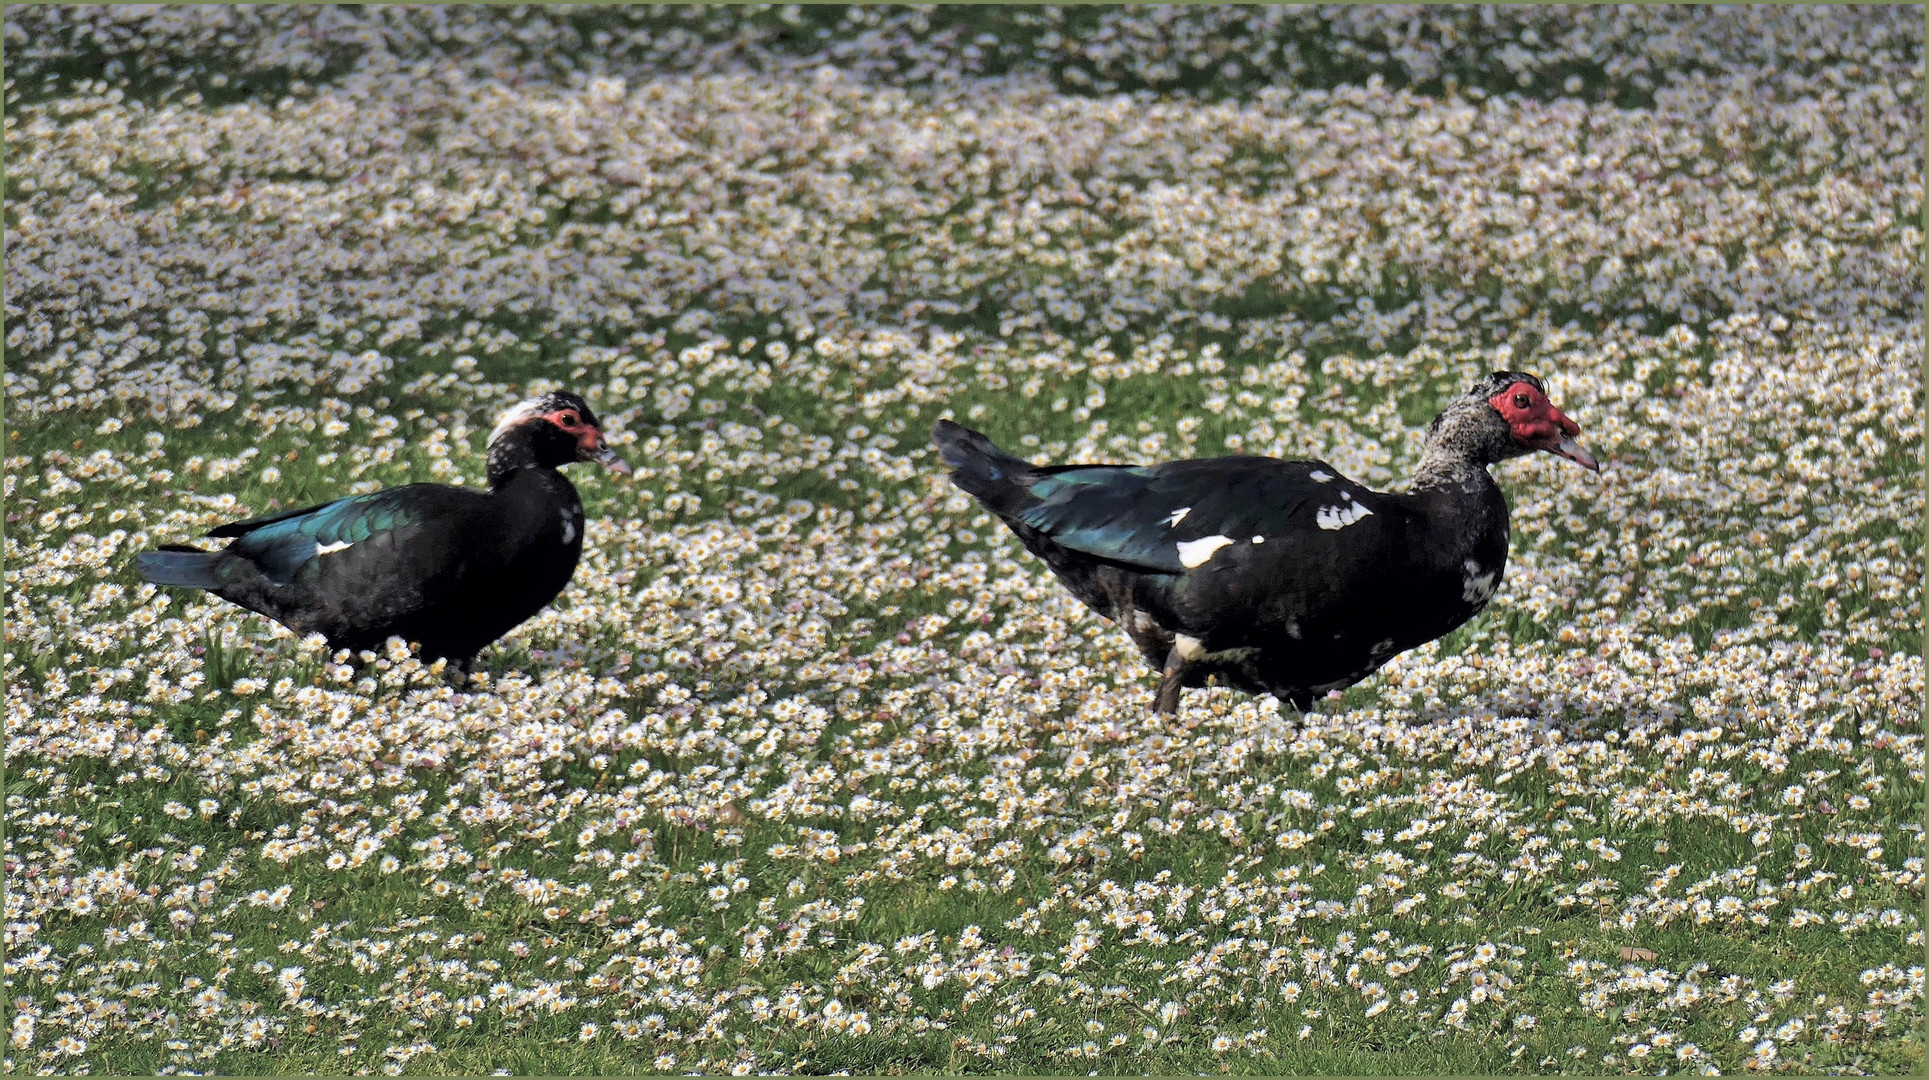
[
  {"left": 544, "top": 408, "right": 633, "bottom": 474},
  {"left": 1489, "top": 381, "right": 1599, "bottom": 472}
]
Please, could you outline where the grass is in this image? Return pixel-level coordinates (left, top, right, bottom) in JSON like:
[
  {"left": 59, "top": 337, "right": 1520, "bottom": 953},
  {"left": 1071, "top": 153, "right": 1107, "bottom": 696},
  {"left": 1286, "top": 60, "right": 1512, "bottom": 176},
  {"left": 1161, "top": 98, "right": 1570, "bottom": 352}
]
[{"left": 5, "top": 6, "right": 1923, "bottom": 1076}]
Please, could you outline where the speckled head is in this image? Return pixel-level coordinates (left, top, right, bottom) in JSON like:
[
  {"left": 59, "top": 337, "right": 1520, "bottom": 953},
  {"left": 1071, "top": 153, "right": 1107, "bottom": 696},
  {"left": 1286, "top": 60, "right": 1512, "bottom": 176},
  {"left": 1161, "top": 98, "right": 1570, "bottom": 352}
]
[
  {"left": 1415, "top": 371, "right": 1598, "bottom": 484},
  {"left": 487, "top": 391, "right": 632, "bottom": 478},
  {"left": 1479, "top": 371, "right": 1598, "bottom": 472}
]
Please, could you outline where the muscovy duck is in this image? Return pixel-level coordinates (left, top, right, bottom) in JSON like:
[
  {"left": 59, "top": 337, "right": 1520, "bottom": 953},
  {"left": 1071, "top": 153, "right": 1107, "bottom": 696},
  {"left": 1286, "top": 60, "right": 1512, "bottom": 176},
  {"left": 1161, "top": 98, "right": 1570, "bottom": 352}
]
[
  {"left": 137, "top": 390, "right": 631, "bottom": 668},
  {"left": 934, "top": 371, "right": 1598, "bottom": 714}
]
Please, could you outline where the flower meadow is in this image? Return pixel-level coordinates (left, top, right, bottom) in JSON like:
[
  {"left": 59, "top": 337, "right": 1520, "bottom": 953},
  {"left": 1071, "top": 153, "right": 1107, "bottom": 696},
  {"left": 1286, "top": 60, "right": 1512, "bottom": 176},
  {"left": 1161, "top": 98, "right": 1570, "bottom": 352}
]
[{"left": 3, "top": 5, "right": 1923, "bottom": 1075}]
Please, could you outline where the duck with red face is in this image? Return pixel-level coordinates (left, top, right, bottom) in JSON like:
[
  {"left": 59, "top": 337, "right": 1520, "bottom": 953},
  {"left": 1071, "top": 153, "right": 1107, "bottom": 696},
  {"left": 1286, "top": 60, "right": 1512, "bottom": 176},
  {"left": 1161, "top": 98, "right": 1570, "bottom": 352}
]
[
  {"left": 1487, "top": 377, "right": 1597, "bottom": 472},
  {"left": 138, "top": 391, "right": 630, "bottom": 670},
  {"left": 934, "top": 371, "right": 1598, "bottom": 715}
]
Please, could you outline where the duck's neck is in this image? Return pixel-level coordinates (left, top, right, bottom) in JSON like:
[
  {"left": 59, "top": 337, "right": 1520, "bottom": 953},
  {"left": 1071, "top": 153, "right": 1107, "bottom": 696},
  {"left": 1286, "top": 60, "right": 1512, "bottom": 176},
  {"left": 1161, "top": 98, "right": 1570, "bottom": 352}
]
[
  {"left": 486, "top": 438, "right": 546, "bottom": 489},
  {"left": 1405, "top": 430, "right": 1510, "bottom": 573},
  {"left": 1405, "top": 402, "right": 1500, "bottom": 496},
  {"left": 1406, "top": 444, "right": 1494, "bottom": 496}
]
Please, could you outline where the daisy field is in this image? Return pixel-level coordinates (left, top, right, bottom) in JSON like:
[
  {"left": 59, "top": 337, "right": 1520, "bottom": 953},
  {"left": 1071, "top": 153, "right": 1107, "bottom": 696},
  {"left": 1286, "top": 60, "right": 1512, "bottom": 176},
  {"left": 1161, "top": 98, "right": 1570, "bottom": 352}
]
[{"left": 3, "top": 6, "right": 1922, "bottom": 1075}]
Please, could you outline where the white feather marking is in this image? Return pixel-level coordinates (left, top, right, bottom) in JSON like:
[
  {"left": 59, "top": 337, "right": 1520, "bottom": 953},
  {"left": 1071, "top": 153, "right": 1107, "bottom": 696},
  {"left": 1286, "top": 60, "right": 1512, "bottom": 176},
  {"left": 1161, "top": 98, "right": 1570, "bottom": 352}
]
[
  {"left": 1309, "top": 470, "right": 1334, "bottom": 483},
  {"left": 1162, "top": 506, "right": 1192, "bottom": 528},
  {"left": 1251, "top": 535, "right": 1265, "bottom": 544},
  {"left": 1174, "top": 633, "right": 1207, "bottom": 660},
  {"left": 1462, "top": 556, "right": 1499, "bottom": 604},
  {"left": 488, "top": 400, "right": 545, "bottom": 446},
  {"left": 1175, "top": 534, "right": 1235, "bottom": 568},
  {"left": 1315, "top": 503, "right": 1374, "bottom": 530},
  {"left": 559, "top": 509, "right": 578, "bottom": 545},
  {"left": 315, "top": 540, "right": 352, "bottom": 556}
]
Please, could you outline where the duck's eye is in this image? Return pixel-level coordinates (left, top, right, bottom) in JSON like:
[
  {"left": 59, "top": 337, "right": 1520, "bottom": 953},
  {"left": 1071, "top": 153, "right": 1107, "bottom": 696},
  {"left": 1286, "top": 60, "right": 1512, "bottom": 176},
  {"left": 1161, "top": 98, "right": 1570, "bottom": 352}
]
[
  {"left": 1513, "top": 393, "right": 1531, "bottom": 410},
  {"left": 556, "top": 411, "right": 581, "bottom": 429}
]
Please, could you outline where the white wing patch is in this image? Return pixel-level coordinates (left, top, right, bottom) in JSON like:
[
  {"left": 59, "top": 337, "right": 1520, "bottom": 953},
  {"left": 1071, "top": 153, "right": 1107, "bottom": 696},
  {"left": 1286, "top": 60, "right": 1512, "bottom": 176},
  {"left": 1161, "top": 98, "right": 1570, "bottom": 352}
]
[
  {"left": 1315, "top": 502, "right": 1374, "bottom": 530},
  {"left": 560, "top": 508, "right": 578, "bottom": 545},
  {"left": 1162, "top": 506, "right": 1192, "bottom": 528},
  {"left": 314, "top": 540, "right": 353, "bottom": 556},
  {"left": 1462, "top": 557, "right": 1499, "bottom": 604},
  {"left": 1309, "top": 470, "right": 1334, "bottom": 483},
  {"left": 1251, "top": 535, "right": 1265, "bottom": 544},
  {"left": 1175, "top": 534, "right": 1235, "bottom": 568}
]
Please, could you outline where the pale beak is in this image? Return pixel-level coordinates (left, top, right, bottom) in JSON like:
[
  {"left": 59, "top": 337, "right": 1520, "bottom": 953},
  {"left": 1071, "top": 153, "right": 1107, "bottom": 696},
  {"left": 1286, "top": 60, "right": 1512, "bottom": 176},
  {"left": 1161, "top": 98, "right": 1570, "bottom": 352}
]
[
  {"left": 1538, "top": 434, "right": 1600, "bottom": 472},
  {"left": 1531, "top": 405, "right": 1599, "bottom": 472},
  {"left": 586, "top": 441, "right": 632, "bottom": 475}
]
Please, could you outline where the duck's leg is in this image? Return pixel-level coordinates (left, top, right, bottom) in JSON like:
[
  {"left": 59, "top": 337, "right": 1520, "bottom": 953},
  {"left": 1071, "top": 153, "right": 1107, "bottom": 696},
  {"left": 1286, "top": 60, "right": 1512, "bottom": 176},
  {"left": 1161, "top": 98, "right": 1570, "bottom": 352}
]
[
  {"left": 1154, "top": 648, "right": 1189, "bottom": 714},
  {"left": 1153, "top": 634, "right": 1204, "bottom": 715}
]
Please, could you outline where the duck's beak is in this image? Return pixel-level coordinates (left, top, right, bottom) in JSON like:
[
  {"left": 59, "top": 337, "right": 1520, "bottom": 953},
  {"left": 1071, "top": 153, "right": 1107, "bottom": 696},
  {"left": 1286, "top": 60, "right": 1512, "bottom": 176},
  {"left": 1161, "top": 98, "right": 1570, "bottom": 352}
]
[
  {"left": 1528, "top": 407, "right": 1599, "bottom": 472},
  {"left": 584, "top": 437, "right": 632, "bottom": 475},
  {"left": 1536, "top": 434, "right": 1600, "bottom": 472}
]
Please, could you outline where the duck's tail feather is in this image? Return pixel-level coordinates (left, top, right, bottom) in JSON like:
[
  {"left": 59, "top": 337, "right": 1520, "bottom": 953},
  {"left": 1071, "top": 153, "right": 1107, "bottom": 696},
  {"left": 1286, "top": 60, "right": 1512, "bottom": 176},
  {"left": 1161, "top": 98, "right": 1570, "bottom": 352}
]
[
  {"left": 136, "top": 545, "right": 225, "bottom": 590},
  {"left": 932, "top": 419, "right": 1039, "bottom": 514}
]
